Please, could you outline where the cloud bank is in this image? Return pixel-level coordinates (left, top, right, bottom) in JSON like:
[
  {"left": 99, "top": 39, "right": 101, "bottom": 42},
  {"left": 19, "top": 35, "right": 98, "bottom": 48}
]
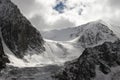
[{"left": 11, "top": 0, "right": 120, "bottom": 31}]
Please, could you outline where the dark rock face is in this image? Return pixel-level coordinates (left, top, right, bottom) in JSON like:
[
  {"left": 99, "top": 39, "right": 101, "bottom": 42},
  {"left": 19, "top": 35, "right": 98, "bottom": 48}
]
[
  {"left": 55, "top": 40, "right": 120, "bottom": 80},
  {"left": 0, "top": 38, "right": 9, "bottom": 70},
  {"left": 0, "top": 0, "right": 45, "bottom": 58}
]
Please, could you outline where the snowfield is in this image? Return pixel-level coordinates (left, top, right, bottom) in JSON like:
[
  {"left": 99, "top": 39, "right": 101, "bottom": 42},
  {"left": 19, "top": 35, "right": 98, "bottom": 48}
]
[{"left": 4, "top": 39, "right": 83, "bottom": 68}]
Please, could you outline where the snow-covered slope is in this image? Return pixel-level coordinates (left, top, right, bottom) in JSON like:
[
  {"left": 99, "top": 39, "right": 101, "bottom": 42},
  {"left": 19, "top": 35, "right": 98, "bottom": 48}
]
[
  {"left": 0, "top": 0, "right": 48, "bottom": 68},
  {"left": 0, "top": 1, "right": 120, "bottom": 80},
  {"left": 0, "top": 0, "right": 118, "bottom": 68},
  {"left": 75, "top": 21, "right": 118, "bottom": 47},
  {"left": 108, "top": 25, "right": 120, "bottom": 39},
  {"left": 18, "top": 39, "right": 83, "bottom": 67},
  {"left": 31, "top": 21, "right": 119, "bottom": 66},
  {"left": 44, "top": 39, "right": 84, "bottom": 62},
  {"left": 37, "top": 20, "right": 119, "bottom": 67},
  {"left": 55, "top": 40, "right": 120, "bottom": 80},
  {"left": 0, "top": 0, "right": 83, "bottom": 68}
]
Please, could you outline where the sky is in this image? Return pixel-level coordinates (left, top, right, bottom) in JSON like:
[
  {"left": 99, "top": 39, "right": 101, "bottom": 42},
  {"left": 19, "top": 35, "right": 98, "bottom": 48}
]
[{"left": 11, "top": 0, "right": 120, "bottom": 31}]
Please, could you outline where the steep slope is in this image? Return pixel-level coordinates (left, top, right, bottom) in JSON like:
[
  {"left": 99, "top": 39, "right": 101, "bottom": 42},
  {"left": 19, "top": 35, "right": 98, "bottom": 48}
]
[
  {"left": 43, "top": 39, "right": 84, "bottom": 63},
  {"left": 76, "top": 21, "right": 118, "bottom": 48},
  {"left": 108, "top": 24, "right": 120, "bottom": 38},
  {"left": 0, "top": 0, "right": 81, "bottom": 67},
  {"left": 0, "top": 37, "right": 9, "bottom": 70},
  {"left": 0, "top": 0, "right": 45, "bottom": 58},
  {"left": 55, "top": 40, "right": 120, "bottom": 80}
]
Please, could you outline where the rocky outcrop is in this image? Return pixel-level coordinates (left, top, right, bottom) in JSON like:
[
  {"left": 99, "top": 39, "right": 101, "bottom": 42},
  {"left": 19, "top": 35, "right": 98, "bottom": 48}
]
[
  {"left": 55, "top": 40, "right": 120, "bottom": 80},
  {"left": 0, "top": 38, "right": 9, "bottom": 70},
  {"left": 77, "top": 21, "right": 118, "bottom": 48},
  {"left": 0, "top": 0, "right": 45, "bottom": 58}
]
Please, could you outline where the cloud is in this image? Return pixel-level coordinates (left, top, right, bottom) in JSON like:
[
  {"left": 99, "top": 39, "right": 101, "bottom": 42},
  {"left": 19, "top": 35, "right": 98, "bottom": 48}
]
[
  {"left": 99, "top": 0, "right": 120, "bottom": 25},
  {"left": 11, "top": 0, "right": 76, "bottom": 31},
  {"left": 11, "top": 0, "right": 120, "bottom": 31},
  {"left": 52, "top": 17, "right": 75, "bottom": 29},
  {"left": 108, "top": 0, "right": 120, "bottom": 8},
  {"left": 30, "top": 15, "right": 75, "bottom": 31},
  {"left": 29, "top": 15, "right": 49, "bottom": 31},
  {"left": 11, "top": 0, "right": 35, "bottom": 17}
]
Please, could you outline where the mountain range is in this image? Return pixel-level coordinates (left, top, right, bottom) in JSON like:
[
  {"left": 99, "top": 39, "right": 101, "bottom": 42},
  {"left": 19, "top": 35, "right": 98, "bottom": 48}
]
[{"left": 0, "top": 0, "right": 120, "bottom": 80}]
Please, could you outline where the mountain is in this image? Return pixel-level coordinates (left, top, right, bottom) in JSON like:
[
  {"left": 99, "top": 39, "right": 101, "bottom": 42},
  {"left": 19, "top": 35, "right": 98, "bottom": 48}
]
[
  {"left": 54, "top": 40, "right": 120, "bottom": 80},
  {"left": 0, "top": 1, "right": 120, "bottom": 80},
  {"left": 19, "top": 20, "right": 119, "bottom": 67},
  {"left": 76, "top": 21, "right": 118, "bottom": 48},
  {"left": 42, "top": 20, "right": 118, "bottom": 48},
  {"left": 0, "top": 0, "right": 47, "bottom": 68},
  {"left": 42, "top": 27, "right": 80, "bottom": 41},
  {"left": 0, "top": 0, "right": 45, "bottom": 59},
  {"left": 40, "top": 20, "right": 119, "bottom": 65}
]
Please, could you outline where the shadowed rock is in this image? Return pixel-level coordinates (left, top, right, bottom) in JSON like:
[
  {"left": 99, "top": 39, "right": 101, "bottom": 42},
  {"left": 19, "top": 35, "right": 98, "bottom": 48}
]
[
  {"left": 55, "top": 40, "right": 120, "bottom": 80},
  {"left": 0, "top": 38, "right": 9, "bottom": 70},
  {"left": 0, "top": 0, "right": 45, "bottom": 58}
]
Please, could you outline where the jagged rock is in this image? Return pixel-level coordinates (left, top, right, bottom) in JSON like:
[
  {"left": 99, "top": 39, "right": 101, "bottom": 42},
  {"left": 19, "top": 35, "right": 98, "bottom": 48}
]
[
  {"left": 77, "top": 21, "right": 118, "bottom": 48},
  {"left": 55, "top": 40, "right": 120, "bottom": 80},
  {"left": 0, "top": 0, "right": 45, "bottom": 58},
  {"left": 0, "top": 38, "right": 9, "bottom": 70}
]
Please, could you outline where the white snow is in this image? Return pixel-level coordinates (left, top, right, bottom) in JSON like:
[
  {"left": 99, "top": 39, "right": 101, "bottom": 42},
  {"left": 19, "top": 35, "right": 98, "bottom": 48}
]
[
  {"left": 0, "top": 28, "right": 37, "bottom": 67},
  {"left": 0, "top": 26, "right": 84, "bottom": 68},
  {"left": 23, "top": 39, "right": 83, "bottom": 67}
]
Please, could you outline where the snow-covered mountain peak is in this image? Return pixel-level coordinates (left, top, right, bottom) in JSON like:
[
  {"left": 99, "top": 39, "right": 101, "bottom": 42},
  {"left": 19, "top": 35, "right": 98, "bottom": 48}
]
[
  {"left": 76, "top": 21, "right": 118, "bottom": 47},
  {"left": 78, "top": 20, "right": 111, "bottom": 30},
  {"left": 42, "top": 20, "right": 118, "bottom": 48}
]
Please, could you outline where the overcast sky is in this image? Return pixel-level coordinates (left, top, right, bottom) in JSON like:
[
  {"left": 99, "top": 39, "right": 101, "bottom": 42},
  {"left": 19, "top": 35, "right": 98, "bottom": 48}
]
[{"left": 11, "top": 0, "right": 120, "bottom": 31}]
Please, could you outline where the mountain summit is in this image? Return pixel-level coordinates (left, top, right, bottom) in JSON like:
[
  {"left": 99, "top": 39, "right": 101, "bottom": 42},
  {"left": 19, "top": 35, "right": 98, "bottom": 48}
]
[
  {"left": 43, "top": 20, "right": 118, "bottom": 47},
  {"left": 76, "top": 20, "right": 118, "bottom": 47}
]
